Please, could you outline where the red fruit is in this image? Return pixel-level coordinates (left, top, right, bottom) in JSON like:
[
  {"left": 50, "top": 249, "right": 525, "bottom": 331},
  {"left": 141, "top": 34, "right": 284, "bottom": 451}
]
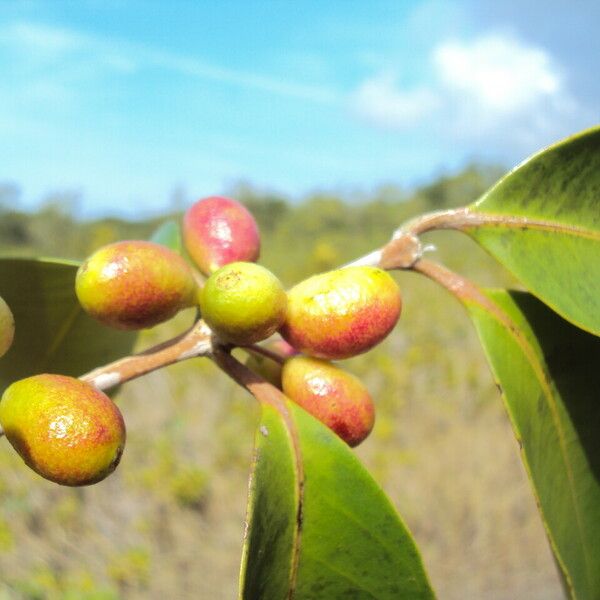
[
  {"left": 183, "top": 196, "right": 260, "bottom": 275},
  {"left": 280, "top": 266, "right": 401, "bottom": 360},
  {"left": 76, "top": 241, "right": 197, "bottom": 331},
  {"left": 282, "top": 355, "right": 375, "bottom": 447}
]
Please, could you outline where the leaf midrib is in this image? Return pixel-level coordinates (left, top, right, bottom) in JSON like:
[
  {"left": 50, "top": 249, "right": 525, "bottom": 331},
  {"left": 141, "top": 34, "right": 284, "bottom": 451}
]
[{"left": 464, "top": 211, "right": 600, "bottom": 241}]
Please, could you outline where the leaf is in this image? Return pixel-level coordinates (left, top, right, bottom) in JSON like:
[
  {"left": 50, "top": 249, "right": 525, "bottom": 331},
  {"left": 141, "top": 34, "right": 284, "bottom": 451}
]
[
  {"left": 465, "top": 126, "right": 600, "bottom": 335},
  {"left": 468, "top": 289, "right": 600, "bottom": 599},
  {"left": 0, "top": 258, "right": 136, "bottom": 391},
  {"left": 240, "top": 404, "right": 299, "bottom": 599},
  {"left": 240, "top": 400, "right": 435, "bottom": 599},
  {"left": 149, "top": 220, "right": 183, "bottom": 254}
]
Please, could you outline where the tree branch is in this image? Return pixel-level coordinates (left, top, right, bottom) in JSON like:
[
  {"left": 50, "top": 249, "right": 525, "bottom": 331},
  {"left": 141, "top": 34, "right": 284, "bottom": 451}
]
[
  {"left": 212, "top": 347, "right": 289, "bottom": 410},
  {"left": 80, "top": 319, "right": 214, "bottom": 391}
]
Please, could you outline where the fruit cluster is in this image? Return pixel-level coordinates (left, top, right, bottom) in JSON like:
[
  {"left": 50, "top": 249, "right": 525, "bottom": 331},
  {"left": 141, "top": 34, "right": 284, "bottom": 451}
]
[{"left": 0, "top": 195, "right": 402, "bottom": 486}]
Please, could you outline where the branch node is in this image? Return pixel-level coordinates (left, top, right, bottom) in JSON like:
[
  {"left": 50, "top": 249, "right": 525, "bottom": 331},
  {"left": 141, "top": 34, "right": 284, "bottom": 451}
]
[{"left": 379, "top": 232, "right": 423, "bottom": 270}]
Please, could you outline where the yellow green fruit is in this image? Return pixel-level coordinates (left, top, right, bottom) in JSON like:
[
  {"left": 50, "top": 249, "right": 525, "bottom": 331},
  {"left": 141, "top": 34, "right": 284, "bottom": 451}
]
[
  {"left": 282, "top": 355, "right": 375, "bottom": 447},
  {"left": 76, "top": 240, "right": 197, "bottom": 330},
  {"left": 0, "top": 296, "right": 15, "bottom": 358},
  {"left": 0, "top": 374, "right": 126, "bottom": 486},
  {"left": 201, "top": 262, "right": 287, "bottom": 345},
  {"left": 280, "top": 266, "right": 401, "bottom": 360}
]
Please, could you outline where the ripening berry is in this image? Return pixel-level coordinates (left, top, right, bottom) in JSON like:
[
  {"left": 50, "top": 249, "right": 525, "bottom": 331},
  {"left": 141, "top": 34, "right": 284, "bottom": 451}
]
[
  {"left": 282, "top": 355, "right": 375, "bottom": 447},
  {"left": 183, "top": 196, "right": 260, "bottom": 275},
  {"left": 0, "top": 295, "right": 15, "bottom": 358},
  {"left": 76, "top": 240, "right": 197, "bottom": 330},
  {"left": 0, "top": 374, "right": 126, "bottom": 486},
  {"left": 244, "top": 338, "right": 299, "bottom": 388},
  {"left": 280, "top": 266, "right": 401, "bottom": 360},
  {"left": 201, "top": 262, "right": 287, "bottom": 345}
]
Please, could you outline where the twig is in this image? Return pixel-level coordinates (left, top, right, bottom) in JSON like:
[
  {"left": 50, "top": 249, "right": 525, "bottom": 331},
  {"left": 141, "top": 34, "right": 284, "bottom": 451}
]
[
  {"left": 80, "top": 319, "right": 214, "bottom": 391},
  {"left": 240, "top": 344, "right": 286, "bottom": 365},
  {"left": 345, "top": 205, "right": 592, "bottom": 272},
  {"left": 212, "top": 347, "right": 288, "bottom": 410}
]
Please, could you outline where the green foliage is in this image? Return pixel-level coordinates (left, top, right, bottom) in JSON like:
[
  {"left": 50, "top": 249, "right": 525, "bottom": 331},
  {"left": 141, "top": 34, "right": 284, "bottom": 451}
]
[
  {"left": 169, "top": 466, "right": 210, "bottom": 509},
  {"left": 107, "top": 547, "right": 151, "bottom": 589},
  {"left": 149, "top": 219, "right": 183, "bottom": 254},
  {"left": 468, "top": 290, "right": 600, "bottom": 600},
  {"left": 0, "top": 259, "right": 136, "bottom": 392},
  {"left": 241, "top": 402, "right": 434, "bottom": 599},
  {"left": 467, "top": 126, "right": 600, "bottom": 335}
]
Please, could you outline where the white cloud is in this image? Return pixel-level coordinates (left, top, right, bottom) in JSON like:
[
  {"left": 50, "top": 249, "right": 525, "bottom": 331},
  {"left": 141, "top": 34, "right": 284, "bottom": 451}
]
[
  {"left": 434, "top": 34, "right": 561, "bottom": 113},
  {"left": 351, "top": 32, "right": 584, "bottom": 147},
  {"left": 351, "top": 73, "right": 439, "bottom": 128}
]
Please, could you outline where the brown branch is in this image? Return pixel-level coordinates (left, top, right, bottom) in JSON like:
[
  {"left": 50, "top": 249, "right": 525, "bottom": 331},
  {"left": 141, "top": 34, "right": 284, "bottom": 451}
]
[
  {"left": 211, "top": 347, "right": 288, "bottom": 409},
  {"left": 80, "top": 319, "right": 214, "bottom": 391},
  {"left": 411, "top": 258, "right": 521, "bottom": 335},
  {"left": 346, "top": 205, "right": 599, "bottom": 272},
  {"left": 240, "top": 344, "right": 286, "bottom": 366}
]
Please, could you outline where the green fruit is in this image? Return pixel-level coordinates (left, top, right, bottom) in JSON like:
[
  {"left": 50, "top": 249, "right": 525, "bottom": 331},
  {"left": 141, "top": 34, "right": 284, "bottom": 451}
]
[
  {"left": 282, "top": 355, "right": 375, "bottom": 447},
  {"left": 76, "top": 240, "right": 197, "bottom": 330},
  {"left": 201, "top": 262, "right": 287, "bottom": 345},
  {"left": 0, "top": 374, "right": 126, "bottom": 486},
  {"left": 0, "top": 295, "right": 15, "bottom": 358}
]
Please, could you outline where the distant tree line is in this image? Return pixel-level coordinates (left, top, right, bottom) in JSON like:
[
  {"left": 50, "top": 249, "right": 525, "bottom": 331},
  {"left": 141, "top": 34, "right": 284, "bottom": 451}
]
[{"left": 0, "top": 163, "right": 504, "bottom": 274}]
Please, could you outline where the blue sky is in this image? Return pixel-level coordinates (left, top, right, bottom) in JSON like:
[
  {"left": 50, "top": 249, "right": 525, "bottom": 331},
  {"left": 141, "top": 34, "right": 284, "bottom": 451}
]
[{"left": 0, "top": 1, "right": 598, "bottom": 217}]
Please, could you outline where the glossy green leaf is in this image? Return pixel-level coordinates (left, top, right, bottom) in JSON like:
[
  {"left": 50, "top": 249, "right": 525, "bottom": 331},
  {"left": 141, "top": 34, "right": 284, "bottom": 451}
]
[
  {"left": 240, "top": 401, "right": 435, "bottom": 599},
  {"left": 0, "top": 258, "right": 136, "bottom": 391},
  {"left": 468, "top": 290, "right": 600, "bottom": 599},
  {"left": 465, "top": 126, "right": 600, "bottom": 335},
  {"left": 149, "top": 219, "right": 183, "bottom": 254},
  {"left": 240, "top": 404, "right": 299, "bottom": 599}
]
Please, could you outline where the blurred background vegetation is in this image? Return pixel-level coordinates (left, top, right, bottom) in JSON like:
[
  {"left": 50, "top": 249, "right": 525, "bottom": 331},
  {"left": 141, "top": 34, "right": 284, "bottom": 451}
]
[{"left": 0, "top": 166, "right": 565, "bottom": 599}]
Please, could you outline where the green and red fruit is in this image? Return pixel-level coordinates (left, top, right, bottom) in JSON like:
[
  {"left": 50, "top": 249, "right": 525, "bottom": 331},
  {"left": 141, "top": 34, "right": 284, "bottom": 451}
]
[
  {"left": 201, "top": 262, "right": 287, "bottom": 345},
  {"left": 76, "top": 240, "right": 197, "bottom": 330},
  {"left": 183, "top": 196, "right": 260, "bottom": 275},
  {"left": 0, "top": 374, "right": 126, "bottom": 486},
  {"left": 280, "top": 266, "right": 401, "bottom": 360},
  {"left": 0, "top": 295, "right": 14, "bottom": 358},
  {"left": 282, "top": 355, "right": 375, "bottom": 447}
]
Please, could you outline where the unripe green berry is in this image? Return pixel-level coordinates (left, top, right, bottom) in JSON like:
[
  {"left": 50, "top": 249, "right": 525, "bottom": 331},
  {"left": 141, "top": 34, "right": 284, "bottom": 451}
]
[
  {"left": 0, "top": 374, "right": 126, "bottom": 486},
  {"left": 282, "top": 355, "right": 375, "bottom": 447},
  {"left": 280, "top": 266, "right": 401, "bottom": 360},
  {"left": 201, "top": 262, "right": 287, "bottom": 345},
  {"left": 76, "top": 240, "right": 197, "bottom": 330}
]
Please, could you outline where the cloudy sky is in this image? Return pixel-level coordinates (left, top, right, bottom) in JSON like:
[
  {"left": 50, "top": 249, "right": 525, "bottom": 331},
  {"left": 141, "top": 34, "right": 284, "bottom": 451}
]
[{"left": 0, "top": 1, "right": 598, "bottom": 216}]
